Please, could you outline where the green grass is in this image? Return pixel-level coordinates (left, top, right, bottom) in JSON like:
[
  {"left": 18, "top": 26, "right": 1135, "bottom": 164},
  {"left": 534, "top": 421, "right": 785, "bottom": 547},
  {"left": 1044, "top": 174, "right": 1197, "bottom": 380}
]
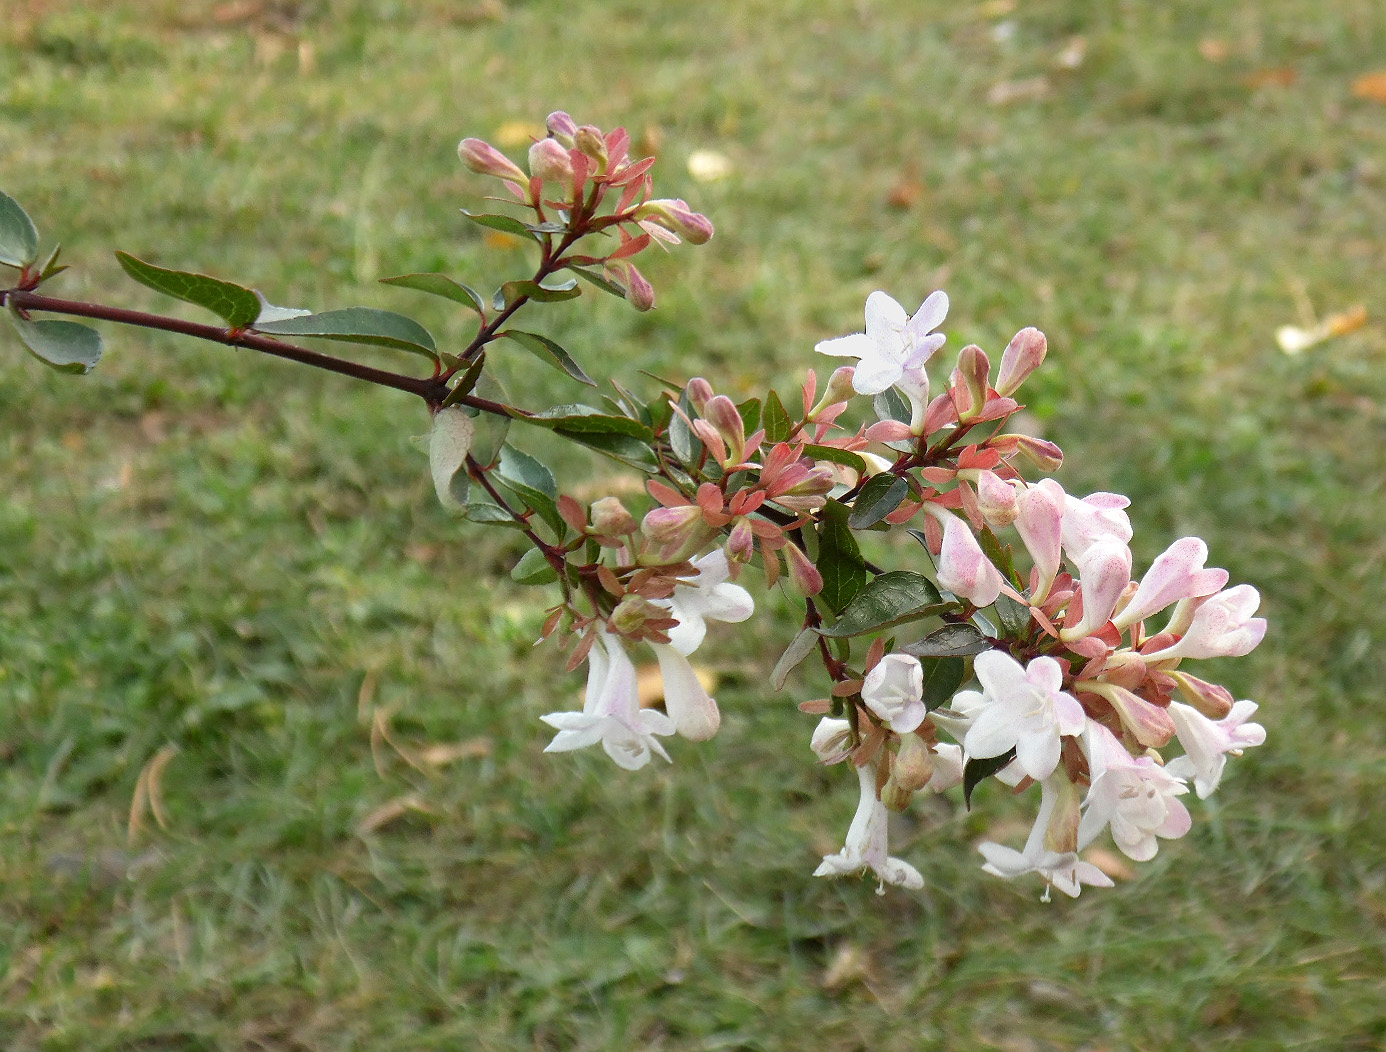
[{"left": 3, "top": 0, "right": 1386, "bottom": 1048}]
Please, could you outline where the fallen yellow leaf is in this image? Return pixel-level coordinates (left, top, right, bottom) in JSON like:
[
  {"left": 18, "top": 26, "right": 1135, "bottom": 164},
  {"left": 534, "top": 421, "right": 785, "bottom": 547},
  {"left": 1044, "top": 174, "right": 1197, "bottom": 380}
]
[{"left": 1351, "top": 69, "right": 1386, "bottom": 104}]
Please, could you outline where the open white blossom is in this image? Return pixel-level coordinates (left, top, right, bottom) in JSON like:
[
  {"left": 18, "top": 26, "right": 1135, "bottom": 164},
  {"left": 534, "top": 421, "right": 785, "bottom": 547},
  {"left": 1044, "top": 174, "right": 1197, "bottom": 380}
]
[
  {"left": 658, "top": 549, "right": 754, "bottom": 656},
  {"left": 815, "top": 290, "right": 948, "bottom": 396},
  {"left": 814, "top": 764, "right": 924, "bottom": 893},
  {"left": 1165, "top": 700, "right": 1266, "bottom": 798},
  {"left": 960, "top": 651, "right": 1086, "bottom": 782}
]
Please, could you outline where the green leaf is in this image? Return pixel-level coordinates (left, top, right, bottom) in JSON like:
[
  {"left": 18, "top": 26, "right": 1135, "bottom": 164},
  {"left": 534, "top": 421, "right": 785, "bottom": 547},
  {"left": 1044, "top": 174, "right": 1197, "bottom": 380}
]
[
  {"left": 900, "top": 623, "right": 991, "bottom": 658},
  {"left": 770, "top": 627, "right": 819, "bottom": 691},
  {"left": 668, "top": 389, "right": 702, "bottom": 465},
  {"left": 736, "top": 397, "right": 761, "bottom": 436},
  {"left": 464, "top": 499, "right": 527, "bottom": 529},
  {"left": 500, "top": 330, "right": 595, "bottom": 386},
  {"left": 254, "top": 307, "right": 438, "bottom": 362},
  {"left": 994, "top": 593, "right": 1030, "bottom": 637},
  {"left": 0, "top": 191, "right": 40, "bottom": 268},
  {"left": 815, "top": 500, "right": 867, "bottom": 614},
  {"left": 920, "top": 656, "right": 965, "bottom": 711},
  {"left": 761, "top": 389, "right": 793, "bottom": 444},
  {"left": 380, "top": 272, "right": 485, "bottom": 313},
  {"left": 964, "top": 748, "right": 1017, "bottom": 810},
  {"left": 848, "top": 474, "right": 910, "bottom": 529},
  {"left": 5, "top": 306, "right": 102, "bottom": 373},
  {"left": 511, "top": 547, "right": 559, "bottom": 585},
  {"left": 114, "top": 251, "right": 261, "bottom": 328},
  {"left": 873, "top": 387, "right": 912, "bottom": 425},
  {"left": 570, "top": 266, "right": 628, "bottom": 299},
  {"left": 817, "top": 570, "right": 944, "bottom": 637},
  {"left": 494, "top": 277, "right": 582, "bottom": 310},
  {"left": 460, "top": 209, "right": 541, "bottom": 240},
  {"left": 496, "top": 444, "right": 564, "bottom": 537},
  {"left": 559, "top": 429, "right": 659, "bottom": 471},
  {"left": 441, "top": 351, "right": 488, "bottom": 408},
  {"left": 977, "top": 523, "right": 1022, "bottom": 588},
  {"left": 516, "top": 404, "right": 652, "bottom": 439},
  {"left": 802, "top": 443, "right": 866, "bottom": 473}
]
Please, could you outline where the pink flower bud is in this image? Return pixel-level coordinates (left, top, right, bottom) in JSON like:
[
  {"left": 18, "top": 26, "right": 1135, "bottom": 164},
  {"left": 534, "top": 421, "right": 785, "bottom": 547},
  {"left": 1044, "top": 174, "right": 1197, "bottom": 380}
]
[
  {"left": 704, "top": 395, "right": 746, "bottom": 465},
  {"left": 1169, "top": 670, "right": 1234, "bottom": 719},
  {"left": 929, "top": 506, "right": 1003, "bottom": 607},
  {"left": 1085, "top": 682, "right": 1176, "bottom": 748},
  {"left": 995, "top": 327, "right": 1047, "bottom": 397},
  {"left": 639, "top": 506, "right": 714, "bottom": 564},
  {"left": 605, "top": 258, "right": 655, "bottom": 311},
  {"left": 457, "top": 138, "right": 529, "bottom": 184},
  {"left": 685, "top": 377, "right": 714, "bottom": 414},
  {"left": 726, "top": 518, "right": 755, "bottom": 563},
  {"left": 528, "top": 137, "right": 575, "bottom": 197},
  {"left": 632, "top": 198, "right": 715, "bottom": 245},
  {"left": 955, "top": 344, "right": 991, "bottom": 418},
  {"left": 806, "top": 366, "right": 856, "bottom": 421},
  {"left": 575, "top": 125, "right": 608, "bottom": 171},
  {"left": 976, "top": 469, "right": 1018, "bottom": 527},
  {"left": 545, "top": 111, "right": 578, "bottom": 146},
  {"left": 1014, "top": 478, "right": 1065, "bottom": 601},
  {"left": 783, "top": 542, "right": 823, "bottom": 596},
  {"left": 1008, "top": 433, "right": 1064, "bottom": 472},
  {"left": 589, "top": 496, "right": 636, "bottom": 538}
]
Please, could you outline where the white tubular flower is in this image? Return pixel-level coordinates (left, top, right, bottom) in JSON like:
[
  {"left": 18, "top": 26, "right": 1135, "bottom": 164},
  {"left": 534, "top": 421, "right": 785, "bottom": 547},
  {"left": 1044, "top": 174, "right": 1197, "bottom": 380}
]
[
  {"left": 1059, "top": 491, "right": 1132, "bottom": 563},
  {"left": 1013, "top": 478, "right": 1065, "bottom": 601},
  {"left": 861, "top": 653, "right": 926, "bottom": 733},
  {"left": 1079, "top": 722, "right": 1192, "bottom": 861},
  {"left": 961, "top": 651, "right": 1086, "bottom": 782},
  {"left": 658, "top": 549, "right": 754, "bottom": 656},
  {"left": 814, "top": 764, "right": 924, "bottom": 894},
  {"left": 1145, "top": 584, "right": 1268, "bottom": 662},
  {"left": 810, "top": 717, "right": 854, "bottom": 764},
  {"left": 925, "top": 504, "right": 1003, "bottom": 608},
  {"left": 978, "top": 774, "right": 1113, "bottom": 899},
  {"left": 1111, "top": 536, "right": 1229, "bottom": 631},
  {"left": 541, "top": 632, "right": 674, "bottom": 770},
  {"left": 651, "top": 642, "right": 721, "bottom": 741},
  {"left": 1165, "top": 700, "right": 1266, "bottom": 798},
  {"left": 1060, "top": 539, "right": 1133, "bottom": 642},
  {"left": 815, "top": 290, "right": 948, "bottom": 396}
]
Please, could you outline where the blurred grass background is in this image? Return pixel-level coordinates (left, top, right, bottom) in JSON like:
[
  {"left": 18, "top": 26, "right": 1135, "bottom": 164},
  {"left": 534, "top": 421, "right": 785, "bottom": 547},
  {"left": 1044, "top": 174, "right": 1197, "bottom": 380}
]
[{"left": 2, "top": 0, "right": 1385, "bottom": 1048}]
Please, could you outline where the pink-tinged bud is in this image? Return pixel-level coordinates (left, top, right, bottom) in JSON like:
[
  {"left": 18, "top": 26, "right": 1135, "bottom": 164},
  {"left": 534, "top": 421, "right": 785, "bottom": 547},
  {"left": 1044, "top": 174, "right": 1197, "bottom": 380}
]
[
  {"left": 976, "top": 469, "right": 1018, "bottom": 527},
  {"left": 1008, "top": 433, "right": 1064, "bottom": 472},
  {"left": 704, "top": 395, "right": 746, "bottom": 466},
  {"left": 611, "top": 594, "right": 667, "bottom": 634},
  {"left": 605, "top": 258, "right": 655, "bottom": 311},
  {"left": 955, "top": 344, "right": 991, "bottom": 419},
  {"left": 545, "top": 111, "right": 578, "bottom": 146},
  {"left": 927, "top": 506, "right": 1003, "bottom": 607},
  {"left": 1169, "top": 670, "right": 1235, "bottom": 720},
  {"left": 457, "top": 138, "right": 529, "bottom": 183},
  {"left": 1084, "top": 682, "right": 1176, "bottom": 749},
  {"left": 807, "top": 366, "right": 856, "bottom": 421},
  {"left": 639, "top": 506, "right": 714, "bottom": 564},
  {"left": 783, "top": 542, "right": 824, "bottom": 596},
  {"left": 892, "top": 733, "right": 936, "bottom": 792},
  {"left": 528, "top": 137, "right": 575, "bottom": 196},
  {"left": 1061, "top": 539, "right": 1133, "bottom": 642},
  {"left": 726, "top": 518, "right": 755, "bottom": 563},
  {"left": 574, "top": 125, "right": 608, "bottom": 171},
  {"left": 589, "top": 496, "right": 636, "bottom": 538},
  {"left": 1014, "top": 478, "right": 1065, "bottom": 601},
  {"left": 685, "top": 377, "right": 714, "bottom": 415},
  {"left": 634, "top": 198, "right": 715, "bottom": 245},
  {"left": 995, "top": 327, "right": 1047, "bottom": 397}
]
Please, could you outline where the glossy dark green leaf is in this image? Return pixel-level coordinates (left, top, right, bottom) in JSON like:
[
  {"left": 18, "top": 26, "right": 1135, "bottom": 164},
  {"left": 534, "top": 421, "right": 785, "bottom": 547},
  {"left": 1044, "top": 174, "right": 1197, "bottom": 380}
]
[
  {"left": 995, "top": 593, "right": 1030, "bottom": 637},
  {"left": 516, "top": 404, "right": 652, "bottom": 439},
  {"left": 559, "top": 429, "right": 659, "bottom": 471},
  {"left": 920, "top": 656, "right": 965, "bottom": 711},
  {"left": 669, "top": 389, "right": 702, "bottom": 465},
  {"left": 500, "top": 330, "right": 595, "bottom": 386},
  {"left": 497, "top": 445, "right": 563, "bottom": 533},
  {"left": 736, "top": 397, "right": 761, "bottom": 436},
  {"left": 901, "top": 622, "right": 991, "bottom": 658},
  {"left": 815, "top": 500, "right": 867, "bottom": 615},
  {"left": 441, "top": 351, "right": 488, "bottom": 408},
  {"left": 114, "top": 251, "right": 260, "bottom": 328},
  {"left": 818, "top": 570, "right": 944, "bottom": 637},
  {"left": 254, "top": 307, "right": 438, "bottom": 361},
  {"left": 6, "top": 306, "right": 102, "bottom": 373},
  {"left": 0, "top": 191, "right": 40, "bottom": 268},
  {"left": 464, "top": 499, "right": 527, "bottom": 529},
  {"left": 802, "top": 443, "right": 866, "bottom": 473},
  {"left": 380, "top": 272, "right": 485, "bottom": 313},
  {"left": 873, "top": 386, "right": 912, "bottom": 425},
  {"left": 570, "top": 266, "right": 628, "bottom": 299},
  {"left": 460, "top": 209, "right": 541, "bottom": 240},
  {"left": 511, "top": 547, "right": 559, "bottom": 585},
  {"left": 848, "top": 473, "right": 910, "bottom": 529},
  {"left": 494, "top": 277, "right": 581, "bottom": 310},
  {"left": 964, "top": 748, "right": 1017, "bottom": 809},
  {"left": 977, "top": 523, "right": 1022, "bottom": 588},
  {"left": 761, "top": 389, "right": 793, "bottom": 444}
]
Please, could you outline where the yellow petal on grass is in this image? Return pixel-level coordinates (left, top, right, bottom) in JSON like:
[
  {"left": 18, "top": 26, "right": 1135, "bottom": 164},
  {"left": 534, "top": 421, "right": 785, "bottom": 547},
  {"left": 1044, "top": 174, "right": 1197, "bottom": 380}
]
[
  {"left": 1351, "top": 70, "right": 1386, "bottom": 104},
  {"left": 1276, "top": 305, "right": 1368, "bottom": 355},
  {"left": 492, "top": 120, "right": 543, "bottom": 148},
  {"left": 1083, "top": 847, "right": 1135, "bottom": 882}
]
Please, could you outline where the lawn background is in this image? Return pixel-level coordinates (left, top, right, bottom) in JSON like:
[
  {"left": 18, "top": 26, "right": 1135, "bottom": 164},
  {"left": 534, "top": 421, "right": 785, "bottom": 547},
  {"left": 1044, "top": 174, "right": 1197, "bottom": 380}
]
[{"left": 2, "top": 0, "right": 1385, "bottom": 1048}]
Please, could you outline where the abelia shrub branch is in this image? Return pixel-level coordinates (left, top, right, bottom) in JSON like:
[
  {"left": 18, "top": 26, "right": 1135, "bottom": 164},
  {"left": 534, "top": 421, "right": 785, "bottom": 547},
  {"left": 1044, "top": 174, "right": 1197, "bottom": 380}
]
[{"left": 0, "top": 112, "right": 1267, "bottom": 902}]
